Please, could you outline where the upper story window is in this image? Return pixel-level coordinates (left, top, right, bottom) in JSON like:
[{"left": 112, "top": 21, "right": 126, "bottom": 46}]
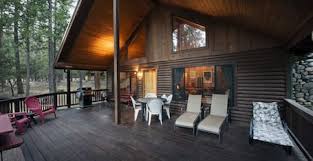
[{"left": 172, "top": 17, "right": 206, "bottom": 52}]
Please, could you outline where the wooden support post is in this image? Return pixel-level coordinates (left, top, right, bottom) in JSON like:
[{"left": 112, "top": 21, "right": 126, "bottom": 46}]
[
  {"left": 66, "top": 69, "right": 71, "bottom": 108},
  {"left": 113, "top": 0, "right": 120, "bottom": 124},
  {"left": 53, "top": 93, "right": 57, "bottom": 110}
]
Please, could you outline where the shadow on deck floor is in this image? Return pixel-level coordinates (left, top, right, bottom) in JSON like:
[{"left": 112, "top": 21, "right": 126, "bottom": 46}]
[{"left": 8, "top": 102, "right": 306, "bottom": 161}]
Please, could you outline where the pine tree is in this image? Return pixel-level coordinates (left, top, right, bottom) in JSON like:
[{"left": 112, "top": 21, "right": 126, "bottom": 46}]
[{"left": 13, "top": 0, "right": 24, "bottom": 95}]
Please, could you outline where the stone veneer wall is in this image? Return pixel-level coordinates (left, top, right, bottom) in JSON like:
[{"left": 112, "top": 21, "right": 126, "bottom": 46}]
[{"left": 292, "top": 53, "right": 313, "bottom": 109}]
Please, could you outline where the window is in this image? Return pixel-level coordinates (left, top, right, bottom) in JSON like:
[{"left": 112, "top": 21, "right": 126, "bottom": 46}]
[
  {"left": 172, "top": 17, "right": 206, "bottom": 52},
  {"left": 120, "top": 72, "right": 137, "bottom": 95},
  {"left": 173, "top": 66, "right": 214, "bottom": 99},
  {"left": 173, "top": 65, "right": 235, "bottom": 106}
]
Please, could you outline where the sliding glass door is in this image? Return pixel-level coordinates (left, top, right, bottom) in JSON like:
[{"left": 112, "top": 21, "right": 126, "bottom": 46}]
[{"left": 172, "top": 64, "right": 235, "bottom": 106}]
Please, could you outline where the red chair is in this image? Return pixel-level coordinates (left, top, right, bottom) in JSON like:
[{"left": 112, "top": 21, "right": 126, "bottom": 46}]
[
  {"left": 25, "top": 97, "right": 56, "bottom": 124},
  {"left": 8, "top": 112, "right": 30, "bottom": 134},
  {"left": 0, "top": 131, "right": 23, "bottom": 161}
]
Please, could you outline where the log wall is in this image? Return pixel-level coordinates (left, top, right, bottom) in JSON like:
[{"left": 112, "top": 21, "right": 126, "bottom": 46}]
[{"left": 121, "top": 5, "right": 289, "bottom": 124}]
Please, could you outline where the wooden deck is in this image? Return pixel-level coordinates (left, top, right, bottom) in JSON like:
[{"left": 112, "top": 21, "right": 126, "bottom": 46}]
[{"left": 17, "top": 103, "right": 305, "bottom": 161}]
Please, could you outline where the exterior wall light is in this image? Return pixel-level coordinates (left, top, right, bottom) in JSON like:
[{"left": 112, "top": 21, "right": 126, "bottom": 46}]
[{"left": 137, "top": 71, "right": 143, "bottom": 80}]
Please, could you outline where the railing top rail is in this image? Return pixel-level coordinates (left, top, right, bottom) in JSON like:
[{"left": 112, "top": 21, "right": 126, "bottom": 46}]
[
  {"left": 284, "top": 99, "right": 313, "bottom": 124},
  {"left": 0, "top": 89, "right": 108, "bottom": 103}
]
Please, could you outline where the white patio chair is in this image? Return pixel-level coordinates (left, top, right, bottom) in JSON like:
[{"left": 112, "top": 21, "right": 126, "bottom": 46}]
[
  {"left": 164, "top": 94, "right": 173, "bottom": 119},
  {"left": 197, "top": 94, "right": 228, "bottom": 143},
  {"left": 161, "top": 94, "right": 167, "bottom": 99},
  {"left": 145, "top": 93, "right": 157, "bottom": 98},
  {"left": 147, "top": 99, "right": 164, "bottom": 126},
  {"left": 130, "top": 96, "right": 142, "bottom": 121},
  {"left": 175, "top": 95, "right": 202, "bottom": 135}
]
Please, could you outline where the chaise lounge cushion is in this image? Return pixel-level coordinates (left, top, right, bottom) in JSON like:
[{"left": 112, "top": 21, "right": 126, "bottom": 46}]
[
  {"left": 253, "top": 102, "right": 282, "bottom": 126},
  {"left": 253, "top": 120, "right": 293, "bottom": 146},
  {"left": 197, "top": 115, "right": 225, "bottom": 134},
  {"left": 175, "top": 112, "right": 199, "bottom": 128},
  {"left": 252, "top": 102, "right": 293, "bottom": 147}
]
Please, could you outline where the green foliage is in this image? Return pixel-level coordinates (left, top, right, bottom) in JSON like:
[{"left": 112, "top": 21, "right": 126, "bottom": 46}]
[
  {"left": 0, "top": 34, "right": 15, "bottom": 80},
  {"left": 0, "top": 0, "right": 76, "bottom": 96}
]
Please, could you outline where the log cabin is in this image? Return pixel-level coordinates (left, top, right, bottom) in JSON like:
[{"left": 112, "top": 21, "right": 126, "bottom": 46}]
[
  {"left": 53, "top": 0, "right": 313, "bottom": 160},
  {"left": 55, "top": 0, "right": 313, "bottom": 122}
]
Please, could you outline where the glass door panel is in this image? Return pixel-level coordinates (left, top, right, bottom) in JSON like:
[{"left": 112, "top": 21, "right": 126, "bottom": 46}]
[
  {"left": 120, "top": 72, "right": 130, "bottom": 94},
  {"left": 215, "top": 65, "right": 235, "bottom": 106},
  {"left": 143, "top": 69, "right": 157, "bottom": 96},
  {"left": 173, "top": 68, "right": 185, "bottom": 100}
]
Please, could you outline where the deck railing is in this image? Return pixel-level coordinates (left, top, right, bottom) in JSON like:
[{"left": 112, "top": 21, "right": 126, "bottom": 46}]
[
  {"left": 284, "top": 99, "right": 313, "bottom": 160},
  {"left": 0, "top": 89, "right": 107, "bottom": 114}
]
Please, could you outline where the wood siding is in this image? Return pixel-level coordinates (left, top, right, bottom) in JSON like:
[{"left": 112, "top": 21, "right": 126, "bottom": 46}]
[{"left": 122, "top": 6, "right": 288, "bottom": 124}]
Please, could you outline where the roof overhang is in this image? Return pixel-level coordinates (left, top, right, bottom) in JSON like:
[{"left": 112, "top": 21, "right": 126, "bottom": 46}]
[
  {"left": 55, "top": 0, "right": 313, "bottom": 70},
  {"left": 55, "top": 0, "right": 153, "bottom": 70}
]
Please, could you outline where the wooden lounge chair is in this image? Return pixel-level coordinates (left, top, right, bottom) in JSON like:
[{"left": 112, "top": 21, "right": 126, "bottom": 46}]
[
  {"left": 175, "top": 95, "right": 202, "bottom": 135},
  {"left": 25, "top": 96, "right": 56, "bottom": 124},
  {"left": 196, "top": 94, "right": 229, "bottom": 143},
  {"left": 249, "top": 102, "right": 293, "bottom": 154}
]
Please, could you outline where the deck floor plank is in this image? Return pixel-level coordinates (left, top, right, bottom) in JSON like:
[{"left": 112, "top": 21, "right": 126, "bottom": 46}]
[{"left": 19, "top": 103, "right": 303, "bottom": 161}]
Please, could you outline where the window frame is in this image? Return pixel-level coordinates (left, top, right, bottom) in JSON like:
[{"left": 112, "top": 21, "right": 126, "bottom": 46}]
[
  {"left": 171, "top": 63, "right": 237, "bottom": 107},
  {"left": 171, "top": 16, "right": 208, "bottom": 53}
]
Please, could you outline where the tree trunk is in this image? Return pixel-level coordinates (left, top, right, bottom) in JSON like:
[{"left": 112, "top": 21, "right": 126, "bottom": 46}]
[
  {"left": 14, "top": 3, "right": 24, "bottom": 95},
  {"left": 25, "top": 1, "right": 31, "bottom": 96},
  {"left": 25, "top": 34, "right": 30, "bottom": 96},
  {"left": 0, "top": 13, "right": 3, "bottom": 93},
  {"left": 94, "top": 72, "right": 101, "bottom": 90},
  {"left": 48, "top": 0, "right": 56, "bottom": 93},
  {"left": 53, "top": 0, "right": 61, "bottom": 84},
  {"left": 0, "top": 80, "right": 4, "bottom": 92},
  {"left": 8, "top": 80, "right": 15, "bottom": 97}
]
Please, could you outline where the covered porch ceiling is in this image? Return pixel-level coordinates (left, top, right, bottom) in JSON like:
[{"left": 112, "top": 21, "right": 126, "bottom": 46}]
[
  {"left": 55, "top": 0, "right": 313, "bottom": 71},
  {"left": 55, "top": 0, "right": 153, "bottom": 70}
]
